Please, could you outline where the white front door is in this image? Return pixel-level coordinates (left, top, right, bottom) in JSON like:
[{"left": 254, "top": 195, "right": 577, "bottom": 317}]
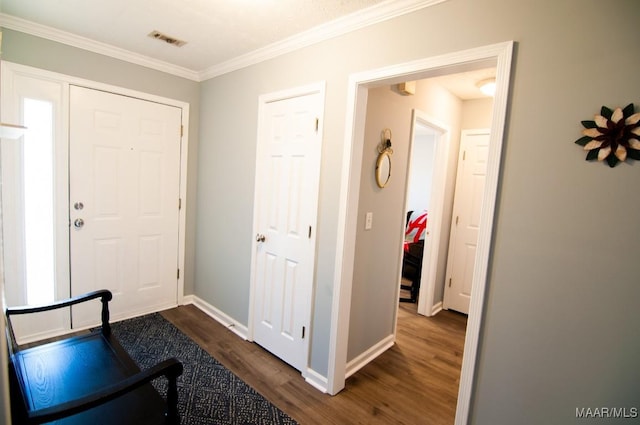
[
  {"left": 69, "top": 86, "right": 182, "bottom": 328},
  {"left": 443, "top": 129, "right": 489, "bottom": 314},
  {"left": 251, "top": 83, "right": 324, "bottom": 372}
]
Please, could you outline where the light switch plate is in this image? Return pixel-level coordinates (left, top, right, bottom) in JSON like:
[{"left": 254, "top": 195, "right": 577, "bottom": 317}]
[{"left": 365, "top": 212, "right": 373, "bottom": 230}]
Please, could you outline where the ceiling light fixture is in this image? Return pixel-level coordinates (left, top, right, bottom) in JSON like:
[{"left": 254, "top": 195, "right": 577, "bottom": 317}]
[{"left": 476, "top": 78, "right": 496, "bottom": 97}]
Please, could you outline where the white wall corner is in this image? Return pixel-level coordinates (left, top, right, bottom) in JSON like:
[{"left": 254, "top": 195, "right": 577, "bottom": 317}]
[
  {"left": 430, "top": 301, "right": 443, "bottom": 316},
  {"left": 304, "top": 368, "right": 329, "bottom": 393},
  {"left": 345, "top": 334, "right": 395, "bottom": 378}
]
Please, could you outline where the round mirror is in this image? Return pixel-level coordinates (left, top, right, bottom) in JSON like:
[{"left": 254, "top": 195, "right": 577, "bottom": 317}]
[{"left": 375, "top": 151, "right": 392, "bottom": 188}]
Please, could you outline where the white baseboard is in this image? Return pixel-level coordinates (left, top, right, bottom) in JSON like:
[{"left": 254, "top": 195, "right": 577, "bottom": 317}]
[
  {"left": 15, "top": 300, "right": 179, "bottom": 345},
  {"left": 183, "top": 295, "right": 249, "bottom": 340},
  {"left": 181, "top": 294, "right": 195, "bottom": 305},
  {"left": 183, "top": 295, "right": 333, "bottom": 394},
  {"left": 304, "top": 368, "right": 329, "bottom": 393},
  {"left": 430, "top": 301, "right": 443, "bottom": 316},
  {"left": 345, "top": 334, "right": 395, "bottom": 378}
]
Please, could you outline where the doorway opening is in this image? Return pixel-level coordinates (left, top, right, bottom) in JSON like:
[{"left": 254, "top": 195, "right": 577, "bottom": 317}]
[
  {"left": 330, "top": 42, "right": 514, "bottom": 425},
  {"left": 400, "top": 109, "right": 450, "bottom": 316}
]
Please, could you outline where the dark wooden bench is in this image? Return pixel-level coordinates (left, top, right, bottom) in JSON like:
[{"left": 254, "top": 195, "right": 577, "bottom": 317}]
[{"left": 5, "top": 290, "right": 183, "bottom": 424}]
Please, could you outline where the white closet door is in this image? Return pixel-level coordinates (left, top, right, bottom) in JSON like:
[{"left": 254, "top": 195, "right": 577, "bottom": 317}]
[{"left": 251, "top": 85, "right": 324, "bottom": 372}]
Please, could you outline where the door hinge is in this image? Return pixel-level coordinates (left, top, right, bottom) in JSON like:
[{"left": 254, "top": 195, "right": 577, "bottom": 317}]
[
  {"left": 180, "top": 125, "right": 184, "bottom": 137},
  {"left": 177, "top": 268, "right": 180, "bottom": 279},
  {"left": 455, "top": 215, "right": 459, "bottom": 225},
  {"left": 448, "top": 278, "right": 452, "bottom": 287},
  {"left": 315, "top": 118, "right": 319, "bottom": 133},
  {"left": 308, "top": 226, "right": 312, "bottom": 239},
  {"left": 302, "top": 326, "right": 306, "bottom": 339},
  {"left": 178, "top": 198, "right": 182, "bottom": 210},
  {"left": 463, "top": 150, "right": 466, "bottom": 160}
]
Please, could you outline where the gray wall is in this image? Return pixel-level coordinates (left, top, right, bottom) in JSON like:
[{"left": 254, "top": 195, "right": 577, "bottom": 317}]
[
  {"left": 197, "top": 0, "right": 640, "bottom": 422},
  {"left": 2, "top": 0, "right": 639, "bottom": 423},
  {"left": 0, "top": 29, "right": 200, "bottom": 297},
  {"left": 406, "top": 131, "right": 436, "bottom": 214},
  {"left": 348, "top": 81, "right": 493, "bottom": 359},
  {"left": 349, "top": 80, "right": 462, "bottom": 359},
  {"left": 462, "top": 97, "right": 493, "bottom": 129},
  {"left": 196, "top": 40, "right": 366, "bottom": 375}
]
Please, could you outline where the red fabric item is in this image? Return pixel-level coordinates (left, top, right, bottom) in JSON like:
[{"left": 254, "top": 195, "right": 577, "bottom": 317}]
[{"left": 405, "top": 211, "right": 427, "bottom": 243}]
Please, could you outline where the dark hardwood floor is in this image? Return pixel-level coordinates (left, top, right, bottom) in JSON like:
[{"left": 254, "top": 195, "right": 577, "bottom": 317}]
[{"left": 161, "top": 301, "right": 467, "bottom": 425}]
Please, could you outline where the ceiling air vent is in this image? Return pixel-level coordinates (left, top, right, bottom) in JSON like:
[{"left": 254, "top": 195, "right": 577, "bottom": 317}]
[{"left": 148, "top": 30, "right": 187, "bottom": 47}]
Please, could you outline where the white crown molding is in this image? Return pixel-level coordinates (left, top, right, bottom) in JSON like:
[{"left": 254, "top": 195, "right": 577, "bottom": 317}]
[
  {"left": 0, "top": 13, "right": 201, "bottom": 81},
  {"left": 199, "top": 0, "right": 448, "bottom": 80},
  {"left": 1, "top": 0, "right": 448, "bottom": 82}
]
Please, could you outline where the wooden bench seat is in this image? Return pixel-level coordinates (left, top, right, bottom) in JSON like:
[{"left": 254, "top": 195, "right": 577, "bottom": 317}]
[{"left": 6, "top": 290, "right": 183, "bottom": 424}]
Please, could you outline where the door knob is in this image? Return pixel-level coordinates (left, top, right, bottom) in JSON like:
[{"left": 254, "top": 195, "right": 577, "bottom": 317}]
[
  {"left": 74, "top": 218, "right": 85, "bottom": 229},
  {"left": 256, "top": 234, "right": 266, "bottom": 242}
]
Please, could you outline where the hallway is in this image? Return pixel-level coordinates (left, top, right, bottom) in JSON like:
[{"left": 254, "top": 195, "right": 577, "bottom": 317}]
[{"left": 162, "top": 303, "right": 467, "bottom": 424}]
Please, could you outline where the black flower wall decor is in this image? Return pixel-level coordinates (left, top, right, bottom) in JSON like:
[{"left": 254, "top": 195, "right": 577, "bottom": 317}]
[{"left": 575, "top": 103, "right": 640, "bottom": 167}]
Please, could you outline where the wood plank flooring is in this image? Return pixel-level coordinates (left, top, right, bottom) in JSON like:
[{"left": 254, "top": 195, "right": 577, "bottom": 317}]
[{"left": 161, "top": 302, "right": 467, "bottom": 425}]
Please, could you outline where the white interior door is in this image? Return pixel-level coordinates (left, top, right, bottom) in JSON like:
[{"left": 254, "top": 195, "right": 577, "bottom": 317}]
[
  {"left": 251, "top": 84, "right": 324, "bottom": 372},
  {"left": 69, "top": 86, "right": 182, "bottom": 328},
  {"left": 443, "top": 129, "right": 489, "bottom": 314}
]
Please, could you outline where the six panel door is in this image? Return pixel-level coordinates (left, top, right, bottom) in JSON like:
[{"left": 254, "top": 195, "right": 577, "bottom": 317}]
[
  {"left": 252, "top": 87, "right": 323, "bottom": 372},
  {"left": 69, "top": 86, "right": 182, "bottom": 328}
]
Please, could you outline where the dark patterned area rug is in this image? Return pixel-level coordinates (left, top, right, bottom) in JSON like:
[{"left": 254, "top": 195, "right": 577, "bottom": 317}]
[{"left": 111, "top": 313, "right": 298, "bottom": 425}]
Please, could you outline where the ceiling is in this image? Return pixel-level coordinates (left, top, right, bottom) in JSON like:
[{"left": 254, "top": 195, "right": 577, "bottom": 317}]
[
  {"left": 428, "top": 68, "right": 496, "bottom": 100},
  {"left": 0, "top": 0, "right": 493, "bottom": 98},
  {"left": 0, "top": 0, "right": 394, "bottom": 77}
]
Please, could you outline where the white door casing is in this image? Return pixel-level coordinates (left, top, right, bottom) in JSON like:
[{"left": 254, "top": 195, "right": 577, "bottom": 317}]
[
  {"left": 332, "top": 42, "right": 513, "bottom": 425},
  {"left": 443, "top": 129, "right": 490, "bottom": 314},
  {"left": 406, "top": 109, "right": 450, "bottom": 317},
  {"left": 0, "top": 70, "right": 71, "bottom": 342},
  {"left": 70, "top": 86, "right": 182, "bottom": 328},
  {"left": 250, "top": 82, "right": 325, "bottom": 373}
]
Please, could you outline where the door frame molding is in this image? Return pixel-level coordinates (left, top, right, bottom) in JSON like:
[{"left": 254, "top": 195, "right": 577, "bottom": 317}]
[
  {"left": 0, "top": 61, "right": 189, "bottom": 308},
  {"left": 406, "top": 109, "right": 451, "bottom": 318},
  {"left": 329, "top": 41, "right": 513, "bottom": 424},
  {"left": 248, "top": 81, "right": 326, "bottom": 377}
]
